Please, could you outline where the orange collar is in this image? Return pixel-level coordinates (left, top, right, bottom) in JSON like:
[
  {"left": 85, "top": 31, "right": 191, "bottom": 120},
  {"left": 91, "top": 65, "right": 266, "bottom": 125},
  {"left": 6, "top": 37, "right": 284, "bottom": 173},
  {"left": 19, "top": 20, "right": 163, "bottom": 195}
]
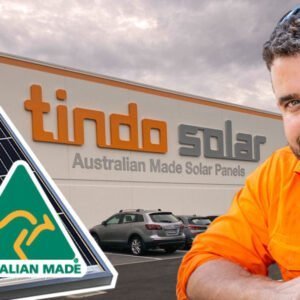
[{"left": 294, "top": 160, "right": 300, "bottom": 173}]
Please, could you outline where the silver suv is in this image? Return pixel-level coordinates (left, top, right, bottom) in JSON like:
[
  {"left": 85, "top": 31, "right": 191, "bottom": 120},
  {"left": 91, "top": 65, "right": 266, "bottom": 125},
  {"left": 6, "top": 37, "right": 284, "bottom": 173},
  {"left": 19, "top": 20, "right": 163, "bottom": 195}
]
[{"left": 90, "top": 209, "right": 185, "bottom": 255}]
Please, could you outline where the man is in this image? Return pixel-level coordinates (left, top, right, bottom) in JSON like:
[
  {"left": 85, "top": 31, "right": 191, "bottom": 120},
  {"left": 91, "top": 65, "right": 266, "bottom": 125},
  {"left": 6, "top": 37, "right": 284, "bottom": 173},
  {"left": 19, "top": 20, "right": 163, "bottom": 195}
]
[{"left": 177, "top": 6, "right": 300, "bottom": 300}]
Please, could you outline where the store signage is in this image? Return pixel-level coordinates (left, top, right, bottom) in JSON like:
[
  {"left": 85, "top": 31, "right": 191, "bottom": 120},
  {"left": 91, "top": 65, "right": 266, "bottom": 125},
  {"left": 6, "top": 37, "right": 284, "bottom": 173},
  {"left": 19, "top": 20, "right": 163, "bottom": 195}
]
[
  {"left": 24, "top": 85, "right": 167, "bottom": 153},
  {"left": 24, "top": 85, "right": 267, "bottom": 162},
  {"left": 178, "top": 121, "right": 266, "bottom": 162}
]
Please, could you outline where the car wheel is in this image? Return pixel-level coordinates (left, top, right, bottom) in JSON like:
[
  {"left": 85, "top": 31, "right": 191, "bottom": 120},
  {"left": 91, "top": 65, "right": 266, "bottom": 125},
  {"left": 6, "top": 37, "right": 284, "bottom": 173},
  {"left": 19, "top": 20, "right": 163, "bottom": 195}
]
[
  {"left": 164, "top": 247, "right": 177, "bottom": 254},
  {"left": 91, "top": 233, "right": 100, "bottom": 245},
  {"left": 129, "top": 236, "right": 145, "bottom": 256}
]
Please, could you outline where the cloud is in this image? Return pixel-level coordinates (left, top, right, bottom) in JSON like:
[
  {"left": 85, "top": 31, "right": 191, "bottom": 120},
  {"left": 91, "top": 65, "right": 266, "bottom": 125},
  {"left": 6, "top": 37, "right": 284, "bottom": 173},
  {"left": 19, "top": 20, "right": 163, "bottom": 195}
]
[{"left": 0, "top": 0, "right": 297, "bottom": 113}]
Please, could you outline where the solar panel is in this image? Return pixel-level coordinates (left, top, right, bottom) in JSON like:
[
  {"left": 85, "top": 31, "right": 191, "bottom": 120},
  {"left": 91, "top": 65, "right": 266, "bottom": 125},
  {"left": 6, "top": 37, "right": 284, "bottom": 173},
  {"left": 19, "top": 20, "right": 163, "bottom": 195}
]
[{"left": 0, "top": 107, "right": 117, "bottom": 299}]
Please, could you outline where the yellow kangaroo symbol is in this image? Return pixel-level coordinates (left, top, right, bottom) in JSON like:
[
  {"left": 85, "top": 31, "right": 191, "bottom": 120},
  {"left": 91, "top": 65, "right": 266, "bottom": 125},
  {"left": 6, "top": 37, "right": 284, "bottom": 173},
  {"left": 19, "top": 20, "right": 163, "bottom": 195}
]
[{"left": 0, "top": 210, "right": 55, "bottom": 259}]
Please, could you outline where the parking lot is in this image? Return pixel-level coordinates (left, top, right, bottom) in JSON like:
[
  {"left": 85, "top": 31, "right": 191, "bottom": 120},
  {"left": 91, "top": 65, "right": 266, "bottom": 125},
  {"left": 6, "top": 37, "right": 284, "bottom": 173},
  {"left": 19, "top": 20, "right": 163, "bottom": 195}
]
[
  {"left": 54, "top": 248, "right": 281, "bottom": 300},
  {"left": 55, "top": 249, "right": 186, "bottom": 300},
  {"left": 105, "top": 248, "right": 186, "bottom": 265}
]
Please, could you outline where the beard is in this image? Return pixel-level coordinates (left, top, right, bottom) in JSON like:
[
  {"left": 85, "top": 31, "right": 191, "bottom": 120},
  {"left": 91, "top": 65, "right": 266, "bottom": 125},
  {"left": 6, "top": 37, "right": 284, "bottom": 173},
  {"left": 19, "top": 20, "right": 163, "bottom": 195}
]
[{"left": 289, "top": 136, "right": 300, "bottom": 159}]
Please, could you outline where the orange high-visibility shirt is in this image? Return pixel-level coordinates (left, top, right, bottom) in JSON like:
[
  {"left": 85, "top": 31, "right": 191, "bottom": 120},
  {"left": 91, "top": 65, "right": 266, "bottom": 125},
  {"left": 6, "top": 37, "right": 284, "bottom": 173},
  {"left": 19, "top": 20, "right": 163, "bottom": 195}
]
[{"left": 177, "top": 146, "right": 300, "bottom": 300}]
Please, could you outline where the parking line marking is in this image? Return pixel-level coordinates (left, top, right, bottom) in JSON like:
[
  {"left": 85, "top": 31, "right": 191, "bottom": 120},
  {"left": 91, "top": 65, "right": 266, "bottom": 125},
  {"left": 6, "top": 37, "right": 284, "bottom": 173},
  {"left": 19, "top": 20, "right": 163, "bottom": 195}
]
[
  {"left": 66, "top": 291, "right": 107, "bottom": 299},
  {"left": 161, "top": 256, "right": 186, "bottom": 261},
  {"left": 114, "top": 255, "right": 184, "bottom": 266},
  {"left": 104, "top": 252, "right": 162, "bottom": 260}
]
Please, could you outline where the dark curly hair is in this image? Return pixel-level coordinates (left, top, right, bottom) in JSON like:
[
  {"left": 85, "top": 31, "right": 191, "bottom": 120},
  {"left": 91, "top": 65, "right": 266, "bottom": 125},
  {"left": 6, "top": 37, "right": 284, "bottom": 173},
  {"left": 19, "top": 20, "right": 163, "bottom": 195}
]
[{"left": 263, "top": 13, "right": 300, "bottom": 70}]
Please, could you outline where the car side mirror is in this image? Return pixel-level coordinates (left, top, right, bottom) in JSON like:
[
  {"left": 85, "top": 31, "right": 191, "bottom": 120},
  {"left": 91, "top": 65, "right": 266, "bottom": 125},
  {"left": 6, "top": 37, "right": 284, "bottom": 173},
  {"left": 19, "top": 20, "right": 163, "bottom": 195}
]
[{"left": 102, "top": 221, "right": 107, "bottom": 226}]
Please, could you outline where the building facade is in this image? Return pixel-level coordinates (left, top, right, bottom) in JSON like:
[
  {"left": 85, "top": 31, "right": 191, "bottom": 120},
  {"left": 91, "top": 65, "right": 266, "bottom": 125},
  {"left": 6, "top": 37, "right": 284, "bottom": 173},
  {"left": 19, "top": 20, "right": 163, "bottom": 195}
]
[{"left": 0, "top": 53, "right": 286, "bottom": 228}]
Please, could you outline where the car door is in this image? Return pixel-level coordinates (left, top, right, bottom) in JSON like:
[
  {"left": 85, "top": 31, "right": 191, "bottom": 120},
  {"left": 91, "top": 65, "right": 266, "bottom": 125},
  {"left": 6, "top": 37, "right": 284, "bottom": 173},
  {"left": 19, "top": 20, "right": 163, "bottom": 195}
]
[
  {"left": 100, "top": 214, "right": 122, "bottom": 246},
  {"left": 120, "top": 214, "right": 137, "bottom": 242}
]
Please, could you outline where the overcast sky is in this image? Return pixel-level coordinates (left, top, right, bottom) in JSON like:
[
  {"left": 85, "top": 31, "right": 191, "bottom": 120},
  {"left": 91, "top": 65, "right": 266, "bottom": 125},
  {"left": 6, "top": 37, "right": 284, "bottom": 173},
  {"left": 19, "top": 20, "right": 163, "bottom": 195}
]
[{"left": 0, "top": 0, "right": 298, "bottom": 113}]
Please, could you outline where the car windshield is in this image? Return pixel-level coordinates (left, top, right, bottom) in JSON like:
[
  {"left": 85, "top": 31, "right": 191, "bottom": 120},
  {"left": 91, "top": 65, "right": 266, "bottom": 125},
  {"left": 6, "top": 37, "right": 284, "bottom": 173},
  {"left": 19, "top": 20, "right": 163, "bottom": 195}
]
[
  {"left": 189, "top": 218, "right": 211, "bottom": 225},
  {"left": 150, "top": 213, "right": 178, "bottom": 223}
]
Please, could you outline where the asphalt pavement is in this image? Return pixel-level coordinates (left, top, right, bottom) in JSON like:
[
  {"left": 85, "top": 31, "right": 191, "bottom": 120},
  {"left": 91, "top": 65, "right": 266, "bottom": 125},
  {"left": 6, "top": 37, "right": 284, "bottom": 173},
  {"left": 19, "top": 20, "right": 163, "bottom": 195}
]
[
  {"left": 94, "top": 255, "right": 181, "bottom": 300},
  {"left": 54, "top": 250, "right": 185, "bottom": 300},
  {"left": 53, "top": 250, "right": 281, "bottom": 300}
]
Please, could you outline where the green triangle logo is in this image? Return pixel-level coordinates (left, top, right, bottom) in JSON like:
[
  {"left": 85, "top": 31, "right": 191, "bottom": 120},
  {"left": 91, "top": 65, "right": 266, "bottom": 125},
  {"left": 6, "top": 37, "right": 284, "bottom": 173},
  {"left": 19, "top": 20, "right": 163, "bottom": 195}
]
[{"left": 0, "top": 161, "right": 87, "bottom": 277}]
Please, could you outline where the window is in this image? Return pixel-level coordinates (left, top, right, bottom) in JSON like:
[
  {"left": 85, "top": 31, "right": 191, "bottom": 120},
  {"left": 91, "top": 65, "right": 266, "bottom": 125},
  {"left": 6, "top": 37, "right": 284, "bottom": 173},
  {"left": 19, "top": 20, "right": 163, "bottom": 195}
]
[
  {"left": 150, "top": 213, "right": 178, "bottom": 223},
  {"left": 106, "top": 215, "right": 122, "bottom": 225},
  {"left": 136, "top": 214, "right": 144, "bottom": 222},
  {"left": 190, "top": 218, "right": 211, "bottom": 226},
  {"left": 123, "top": 214, "right": 137, "bottom": 223}
]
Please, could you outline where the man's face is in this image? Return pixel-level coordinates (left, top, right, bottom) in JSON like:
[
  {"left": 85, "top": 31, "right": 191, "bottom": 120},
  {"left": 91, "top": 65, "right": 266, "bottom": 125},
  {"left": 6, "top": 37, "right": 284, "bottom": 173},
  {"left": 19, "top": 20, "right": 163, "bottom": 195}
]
[{"left": 271, "top": 55, "right": 300, "bottom": 159}]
